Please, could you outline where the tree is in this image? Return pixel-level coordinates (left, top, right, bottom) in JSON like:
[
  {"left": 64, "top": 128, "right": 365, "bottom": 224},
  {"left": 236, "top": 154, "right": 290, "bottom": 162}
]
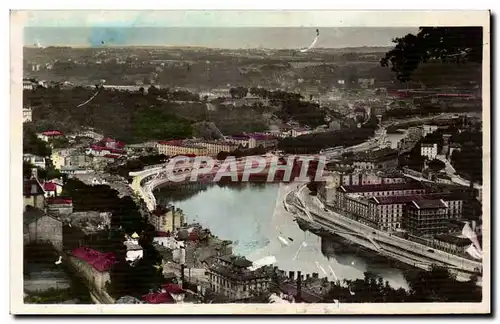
[
  {"left": 229, "top": 87, "right": 248, "bottom": 99},
  {"left": 381, "top": 27, "right": 483, "bottom": 82},
  {"left": 23, "top": 128, "right": 52, "bottom": 157},
  {"left": 427, "top": 159, "right": 446, "bottom": 172},
  {"left": 23, "top": 161, "right": 34, "bottom": 179}
]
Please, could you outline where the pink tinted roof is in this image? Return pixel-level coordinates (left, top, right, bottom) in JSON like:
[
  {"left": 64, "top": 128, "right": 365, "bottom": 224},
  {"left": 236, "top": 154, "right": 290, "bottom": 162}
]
[
  {"left": 42, "top": 130, "right": 64, "bottom": 136},
  {"left": 141, "top": 292, "right": 175, "bottom": 304},
  {"left": 161, "top": 283, "right": 185, "bottom": 294},
  {"left": 47, "top": 197, "right": 73, "bottom": 205},
  {"left": 43, "top": 182, "right": 57, "bottom": 191},
  {"left": 72, "top": 247, "right": 117, "bottom": 272}
]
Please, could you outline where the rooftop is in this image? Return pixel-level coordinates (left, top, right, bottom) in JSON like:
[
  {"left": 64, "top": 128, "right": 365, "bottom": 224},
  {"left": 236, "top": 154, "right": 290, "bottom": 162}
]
[
  {"left": 141, "top": 292, "right": 175, "bottom": 304},
  {"left": 71, "top": 247, "right": 118, "bottom": 272},
  {"left": 217, "top": 255, "right": 253, "bottom": 268},
  {"left": 24, "top": 206, "right": 54, "bottom": 224},
  {"left": 41, "top": 130, "right": 64, "bottom": 136},
  {"left": 370, "top": 192, "right": 472, "bottom": 205},
  {"left": 209, "top": 263, "right": 271, "bottom": 282},
  {"left": 339, "top": 181, "right": 427, "bottom": 194},
  {"left": 410, "top": 199, "right": 448, "bottom": 209},
  {"left": 46, "top": 197, "right": 73, "bottom": 205}
]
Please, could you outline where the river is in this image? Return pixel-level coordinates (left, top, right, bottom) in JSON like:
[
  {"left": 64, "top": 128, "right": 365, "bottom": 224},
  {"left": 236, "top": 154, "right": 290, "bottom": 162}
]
[{"left": 154, "top": 182, "right": 410, "bottom": 290}]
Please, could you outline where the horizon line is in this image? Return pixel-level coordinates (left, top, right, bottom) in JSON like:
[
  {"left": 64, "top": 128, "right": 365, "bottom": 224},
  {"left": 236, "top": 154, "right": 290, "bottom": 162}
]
[{"left": 23, "top": 45, "right": 393, "bottom": 50}]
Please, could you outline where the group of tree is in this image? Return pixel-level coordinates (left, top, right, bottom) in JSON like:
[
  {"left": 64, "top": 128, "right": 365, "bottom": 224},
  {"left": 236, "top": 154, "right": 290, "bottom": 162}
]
[
  {"left": 324, "top": 265, "right": 481, "bottom": 303},
  {"left": 278, "top": 116, "right": 378, "bottom": 154},
  {"left": 61, "top": 178, "right": 146, "bottom": 233},
  {"left": 146, "top": 86, "right": 200, "bottom": 101},
  {"left": 105, "top": 154, "right": 168, "bottom": 180},
  {"left": 229, "top": 86, "right": 249, "bottom": 99},
  {"left": 23, "top": 126, "right": 52, "bottom": 157},
  {"left": 381, "top": 27, "right": 483, "bottom": 83},
  {"left": 24, "top": 86, "right": 194, "bottom": 144},
  {"left": 450, "top": 141, "right": 482, "bottom": 183}
]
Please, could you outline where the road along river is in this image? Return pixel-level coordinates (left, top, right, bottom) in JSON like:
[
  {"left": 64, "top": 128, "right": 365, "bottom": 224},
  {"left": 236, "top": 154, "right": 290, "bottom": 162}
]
[{"left": 154, "top": 182, "right": 410, "bottom": 289}]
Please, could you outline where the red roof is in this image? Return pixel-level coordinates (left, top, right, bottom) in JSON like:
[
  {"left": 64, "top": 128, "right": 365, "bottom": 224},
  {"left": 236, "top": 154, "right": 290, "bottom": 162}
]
[
  {"left": 43, "top": 182, "right": 57, "bottom": 191},
  {"left": 47, "top": 197, "right": 73, "bottom": 205},
  {"left": 161, "top": 283, "right": 185, "bottom": 294},
  {"left": 158, "top": 140, "right": 185, "bottom": 146},
  {"left": 71, "top": 247, "right": 117, "bottom": 272},
  {"left": 141, "top": 292, "right": 175, "bottom": 304},
  {"left": 41, "top": 130, "right": 64, "bottom": 136}
]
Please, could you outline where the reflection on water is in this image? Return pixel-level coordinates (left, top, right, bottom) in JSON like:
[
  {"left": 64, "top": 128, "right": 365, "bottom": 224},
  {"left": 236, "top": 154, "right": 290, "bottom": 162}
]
[{"left": 154, "top": 182, "right": 409, "bottom": 289}]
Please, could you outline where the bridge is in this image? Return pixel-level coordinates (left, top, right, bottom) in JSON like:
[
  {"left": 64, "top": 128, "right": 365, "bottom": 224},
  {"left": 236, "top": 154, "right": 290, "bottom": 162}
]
[{"left": 129, "top": 155, "right": 292, "bottom": 210}]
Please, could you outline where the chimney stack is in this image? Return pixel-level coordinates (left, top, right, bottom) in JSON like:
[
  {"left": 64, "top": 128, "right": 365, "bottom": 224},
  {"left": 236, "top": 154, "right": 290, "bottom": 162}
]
[
  {"left": 296, "top": 271, "right": 302, "bottom": 301},
  {"left": 288, "top": 271, "right": 295, "bottom": 280},
  {"left": 306, "top": 274, "right": 310, "bottom": 280}
]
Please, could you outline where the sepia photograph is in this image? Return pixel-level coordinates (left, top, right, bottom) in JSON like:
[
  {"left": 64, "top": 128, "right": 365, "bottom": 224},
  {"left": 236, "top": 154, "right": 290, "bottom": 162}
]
[{"left": 10, "top": 10, "right": 490, "bottom": 315}]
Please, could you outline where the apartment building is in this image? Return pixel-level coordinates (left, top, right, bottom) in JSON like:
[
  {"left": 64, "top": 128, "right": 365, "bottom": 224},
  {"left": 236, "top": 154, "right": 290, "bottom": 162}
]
[
  {"left": 207, "top": 255, "right": 272, "bottom": 302},
  {"left": 421, "top": 143, "right": 438, "bottom": 160},
  {"left": 403, "top": 199, "right": 449, "bottom": 236},
  {"left": 194, "top": 140, "right": 240, "bottom": 156},
  {"left": 149, "top": 205, "right": 185, "bottom": 234},
  {"left": 156, "top": 140, "right": 208, "bottom": 157},
  {"left": 226, "top": 134, "right": 278, "bottom": 149},
  {"left": 23, "top": 107, "right": 32, "bottom": 123}
]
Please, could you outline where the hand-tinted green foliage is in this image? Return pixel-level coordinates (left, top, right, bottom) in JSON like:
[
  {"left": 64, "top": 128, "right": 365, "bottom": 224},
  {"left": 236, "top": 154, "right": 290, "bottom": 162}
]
[
  {"left": 277, "top": 116, "right": 378, "bottom": 154},
  {"left": 23, "top": 126, "right": 52, "bottom": 157},
  {"left": 61, "top": 179, "right": 145, "bottom": 233},
  {"left": 24, "top": 87, "right": 194, "bottom": 144},
  {"left": 324, "top": 266, "right": 481, "bottom": 303},
  {"left": 381, "top": 27, "right": 483, "bottom": 82}
]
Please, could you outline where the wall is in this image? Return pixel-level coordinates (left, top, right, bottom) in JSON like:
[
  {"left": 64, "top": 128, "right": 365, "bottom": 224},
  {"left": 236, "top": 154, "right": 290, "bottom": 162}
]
[
  {"left": 67, "top": 256, "right": 111, "bottom": 291},
  {"left": 27, "top": 215, "right": 63, "bottom": 251},
  {"left": 24, "top": 195, "right": 45, "bottom": 211}
]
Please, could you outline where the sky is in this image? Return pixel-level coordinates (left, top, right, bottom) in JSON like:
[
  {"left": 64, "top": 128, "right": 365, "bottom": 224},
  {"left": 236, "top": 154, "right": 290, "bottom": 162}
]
[{"left": 24, "top": 27, "right": 419, "bottom": 49}]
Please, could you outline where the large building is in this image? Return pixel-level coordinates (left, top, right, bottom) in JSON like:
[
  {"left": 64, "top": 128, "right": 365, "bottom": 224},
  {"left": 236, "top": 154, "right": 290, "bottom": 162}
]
[
  {"left": 194, "top": 140, "right": 240, "bottom": 156},
  {"left": 207, "top": 255, "right": 272, "bottom": 301},
  {"left": 23, "top": 107, "right": 32, "bottom": 123},
  {"left": 421, "top": 143, "right": 438, "bottom": 160},
  {"left": 23, "top": 153, "right": 46, "bottom": 169},
  {"left": 226, "top": 134, "right": 278, "bottom": 149},
  {"left": 23, "top": 178, "right": 45, "bottom": 211},
  {"left": 37, "top": 130, "right": 65, "bottom": 142},
  {"left": 345, "top": 148, "right": 399, "bottom": 171},
  {"left": 24, "top": 206, "right": 63, "bottom": 251},
  {"left": 318, "top": 168, "right": 405, "bottom": 205},
  {"left": 422, "top": 124, "right": 439, "bottom": 137},
  {"left": 403, "top": 199, "right": 449, "bottom": 236},
  {"left": 156, "top": 140, "right": 209, "bottom": 157},
  {"left": 149, "top": 205, "right": 185, "bottom": 234},
  {"left": 367, "top": 192, "right": 470, "bottom": 231}
]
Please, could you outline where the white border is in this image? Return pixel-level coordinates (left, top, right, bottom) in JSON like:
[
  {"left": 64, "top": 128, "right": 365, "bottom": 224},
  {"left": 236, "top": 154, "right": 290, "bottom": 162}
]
[{"left": 7, "top": 6, "right": 492, "bottom": 316}]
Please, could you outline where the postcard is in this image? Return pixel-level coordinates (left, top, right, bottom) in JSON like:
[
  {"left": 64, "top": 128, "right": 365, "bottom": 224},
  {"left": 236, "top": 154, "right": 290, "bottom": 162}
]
[{"left": 10, "top": 10, "right": 490, "bottom": 315}]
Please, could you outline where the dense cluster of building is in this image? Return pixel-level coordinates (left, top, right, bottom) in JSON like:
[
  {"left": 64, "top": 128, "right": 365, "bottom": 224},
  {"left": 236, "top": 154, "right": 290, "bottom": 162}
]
[
  {"left": 318, "top": 165, "right": 481, "bottom": 256},
  {"left": 156, "top": 134, "right": 279, "bottom": 157}
]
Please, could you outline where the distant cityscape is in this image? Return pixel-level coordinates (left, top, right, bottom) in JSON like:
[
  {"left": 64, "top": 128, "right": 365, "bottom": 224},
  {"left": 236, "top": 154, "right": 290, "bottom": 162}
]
[{"left": 22, "top": 26, "right": 484, "bottom": 306}]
